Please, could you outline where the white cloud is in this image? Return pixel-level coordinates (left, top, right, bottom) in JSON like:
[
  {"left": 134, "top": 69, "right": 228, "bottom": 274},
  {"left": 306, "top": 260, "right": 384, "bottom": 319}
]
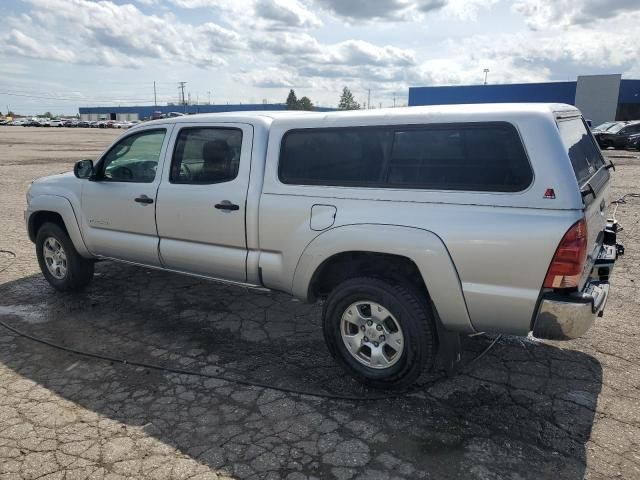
[
  {"left": 312, "top": 0, "right": 446, "bottom": 21},
  {"left": 513, "top": 0, "right": 640, "bottom": 29},
  {"left": 234, "top": 67, "right": 311, "bottom": 88},
  {"left": 311, "top": 0, "right": 499, "bottom": 22},
  {"left": 2, "top": 0, "right": 242, "bottom": 68},
  {"left": 444, "top": 0, "right": 499, "bottom": 20},
  {"left": 255, "top": 0, "right": 322, "bottom": 29},
  {"left": 319, "top": 40, "right": 416, "bottom": 67}
]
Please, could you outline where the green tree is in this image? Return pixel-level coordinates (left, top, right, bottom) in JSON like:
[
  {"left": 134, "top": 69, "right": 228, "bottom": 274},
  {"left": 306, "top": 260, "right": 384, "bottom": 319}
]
[
  {"left": 298, "top": 96, "right": 314, "bottom": 111},
  {"left": 338, "top": 87, "right": 360, "bottom": 110},
  {"left": 286, "top": 89, "right": 299, "bottom": 110}
]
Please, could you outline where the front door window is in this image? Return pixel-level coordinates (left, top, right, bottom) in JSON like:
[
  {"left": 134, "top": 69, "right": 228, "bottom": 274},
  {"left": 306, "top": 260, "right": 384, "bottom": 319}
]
[{"left": 100, "top": 129, "right": 166, "bottom": 183}]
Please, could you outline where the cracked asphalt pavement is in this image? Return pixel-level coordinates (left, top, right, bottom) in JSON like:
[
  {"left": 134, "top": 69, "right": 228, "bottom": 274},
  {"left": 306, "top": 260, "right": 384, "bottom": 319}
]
[{"left": 1, "top": 126, "right": 639, "bottom": 479}]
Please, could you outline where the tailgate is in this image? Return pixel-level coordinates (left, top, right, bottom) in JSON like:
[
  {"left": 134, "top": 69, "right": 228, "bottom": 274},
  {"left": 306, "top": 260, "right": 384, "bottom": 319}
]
[{"left": 556, "top": 116, "right": 611, "bottom": 288}]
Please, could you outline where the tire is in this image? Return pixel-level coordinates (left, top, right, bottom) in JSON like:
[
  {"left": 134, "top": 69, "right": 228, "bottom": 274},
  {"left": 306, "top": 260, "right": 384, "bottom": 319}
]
[
  {"left": 322, "top": 277, "right": 436, "bottom": 389},
  {"left": 36, "top": 222, "right": 94, "bottom": 291}
]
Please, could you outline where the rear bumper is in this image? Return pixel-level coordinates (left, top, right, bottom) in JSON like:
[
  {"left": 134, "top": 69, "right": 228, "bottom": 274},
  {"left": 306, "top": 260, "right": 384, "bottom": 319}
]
[
  {"left": 532, "top": 282, "right": 609, "bottom": 340},
  {"left": 533, "top": 238, "right": 620, "bottom": 341}
]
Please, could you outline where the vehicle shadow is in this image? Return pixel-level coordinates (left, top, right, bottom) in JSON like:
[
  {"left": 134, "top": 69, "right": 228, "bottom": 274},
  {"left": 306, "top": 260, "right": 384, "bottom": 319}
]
[{"left": 0, "top": 261, "right": 602, "bottom": 479}]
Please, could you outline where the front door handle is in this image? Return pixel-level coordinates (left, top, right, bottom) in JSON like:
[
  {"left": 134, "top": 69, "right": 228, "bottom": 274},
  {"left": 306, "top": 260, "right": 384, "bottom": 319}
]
[
  {"left": 215, "top": 200, "right": 239, "bottom": 211},
  {"left": 134, "top": 195, "right": 154, "bottom": 204}
]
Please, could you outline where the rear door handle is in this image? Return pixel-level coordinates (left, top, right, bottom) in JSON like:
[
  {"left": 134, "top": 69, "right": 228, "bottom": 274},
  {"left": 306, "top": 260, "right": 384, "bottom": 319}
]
[
  {"left": 215, "top": 200, "right": 239, "bottom": 211},
  {"left": 134, "top": 195, "right": 154, "bottom": 204}
]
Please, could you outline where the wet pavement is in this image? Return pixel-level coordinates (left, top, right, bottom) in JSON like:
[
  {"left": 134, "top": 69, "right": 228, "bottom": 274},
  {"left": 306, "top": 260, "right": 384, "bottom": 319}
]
[{"left": 1, "top": 126, "right": 640, "bottom": 479}]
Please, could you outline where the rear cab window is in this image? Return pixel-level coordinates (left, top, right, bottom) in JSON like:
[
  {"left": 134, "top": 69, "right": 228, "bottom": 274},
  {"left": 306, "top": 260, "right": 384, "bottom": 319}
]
[
  {"left": 279, "top": 122, "right": 533, "bottom": 192},
  {"left": 557, "top": 117, "right": 606, "bottom": 186}
]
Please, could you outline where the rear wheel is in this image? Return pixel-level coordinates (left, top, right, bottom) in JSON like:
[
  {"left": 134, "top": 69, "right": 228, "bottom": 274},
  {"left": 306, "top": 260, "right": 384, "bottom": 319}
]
[
  {"left": 322, "top": 277, "right": 436, "bottom": 389},
  {"left": 36, "top": 222, "right": 94, "bottom": 291}
]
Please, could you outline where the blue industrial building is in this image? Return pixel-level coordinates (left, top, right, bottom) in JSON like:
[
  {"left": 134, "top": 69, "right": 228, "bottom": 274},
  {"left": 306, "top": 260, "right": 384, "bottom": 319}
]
[
  {"left": 409, "top": 81, "right": 577, "bottom": 105},
  {"left": 409, "top": 75, "right": 640, "bottom": 125},
  {"left": 79, "top": 103, "right": 335, "bottom": 122}
]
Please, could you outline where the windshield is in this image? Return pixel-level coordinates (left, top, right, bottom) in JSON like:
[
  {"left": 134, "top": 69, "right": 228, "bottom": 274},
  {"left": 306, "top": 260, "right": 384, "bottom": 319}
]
[
  {"left": 608, "top": 123, "right": 627, "bottom": 133},
  {"left": 593, "top": 122, "right": 617, "bottom": 132},
  {"left": 557, "top": 118, "right": 606, "bottom": 186}
]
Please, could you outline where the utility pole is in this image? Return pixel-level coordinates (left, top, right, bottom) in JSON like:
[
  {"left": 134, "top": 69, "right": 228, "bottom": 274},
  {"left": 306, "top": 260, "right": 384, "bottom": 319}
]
[
  {"left": 393, "top": 92, "right": 396, "bottom": 108},
  {"left": 483, "top": 68, "right": 490, "bottom": 85},
  {"left": 153, "top": 81, "right": 157, "bottom": 106},
  {"left": 367, "top": 89, "right": 371, "bottom": 110},
  {"left": 178, "top": 82, "right": 187, "bottom": 105},
  {"left": 208, "top": 91, "right": 211, "bottom": 104}
]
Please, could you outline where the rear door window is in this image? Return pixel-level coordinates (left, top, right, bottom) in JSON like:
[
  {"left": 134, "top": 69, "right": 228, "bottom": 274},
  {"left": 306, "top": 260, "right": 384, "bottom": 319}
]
[
  {"left": 557, "top": 118, "right": 605, "bottom": 185},
  {"left": 170, "top": 127, "right": 243, "bottom": 184}
]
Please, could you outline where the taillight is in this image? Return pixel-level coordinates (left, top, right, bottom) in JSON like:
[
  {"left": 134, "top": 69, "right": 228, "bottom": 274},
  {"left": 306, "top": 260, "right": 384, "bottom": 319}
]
[{"left": 543, "top": 219, "right": 588, "bottom": 289}]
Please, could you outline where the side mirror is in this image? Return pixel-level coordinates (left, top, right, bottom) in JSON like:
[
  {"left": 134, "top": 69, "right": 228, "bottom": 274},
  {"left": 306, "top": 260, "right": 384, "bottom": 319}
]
[{"left": 74, "top": 159, "right": 94, "bottom": 179}]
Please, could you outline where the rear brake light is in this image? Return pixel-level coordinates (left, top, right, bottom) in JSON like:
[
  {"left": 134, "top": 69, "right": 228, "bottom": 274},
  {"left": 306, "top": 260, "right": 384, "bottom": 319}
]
[{"left": 543, "top": 219, "right": 587, "bottom": 289}]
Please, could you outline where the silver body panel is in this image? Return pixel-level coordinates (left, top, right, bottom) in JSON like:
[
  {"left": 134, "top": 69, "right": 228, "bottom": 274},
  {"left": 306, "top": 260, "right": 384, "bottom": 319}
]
[{"left": 26, "top": 104, "right": 609, "bottom": 337}]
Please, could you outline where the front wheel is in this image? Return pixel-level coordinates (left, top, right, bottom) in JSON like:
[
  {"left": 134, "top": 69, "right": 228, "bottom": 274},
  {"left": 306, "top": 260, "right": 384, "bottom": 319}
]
[
  {"left": 322, "top": 277, "right": 436, "bottom": 389},
  {"left": 36, "top": 222, "right": 94, "bottom": 291}
]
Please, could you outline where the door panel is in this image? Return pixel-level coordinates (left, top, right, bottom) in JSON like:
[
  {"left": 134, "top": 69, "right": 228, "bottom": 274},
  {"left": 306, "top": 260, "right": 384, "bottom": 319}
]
[
  {"left": 80, "top": 127, "right": 171, "bottom": 266},
  {"left": 156, "top": 124, "right": 252, "bottom": 282}
]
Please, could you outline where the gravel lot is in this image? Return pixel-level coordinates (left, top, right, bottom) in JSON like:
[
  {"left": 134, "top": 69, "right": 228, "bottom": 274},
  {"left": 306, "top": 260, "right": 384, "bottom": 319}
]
[{"left": 1, "top": 125, "right": 639, "bottom": 480}]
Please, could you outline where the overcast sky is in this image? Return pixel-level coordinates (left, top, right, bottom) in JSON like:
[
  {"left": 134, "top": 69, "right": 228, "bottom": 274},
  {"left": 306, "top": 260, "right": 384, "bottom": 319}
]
[{"left": 1, "top": 0, "right": 639, "bottom": 115}]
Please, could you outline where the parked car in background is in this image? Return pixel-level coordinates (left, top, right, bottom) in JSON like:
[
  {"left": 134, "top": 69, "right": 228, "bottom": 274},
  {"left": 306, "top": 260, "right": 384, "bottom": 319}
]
[
  {"left": 594, "top": 120, "right": 640, "bottom": 149},
  {"left": 24, "top": 119, "right": 42, "bottom": 127},
  {"left": 77, "top": 121, "right": 90, "bottom": 128},
  {"left": 25, "top": 104, "right": 621, "bottom": 389},
  {"left": 49, "top": 120, "right": 64, "bottom": 127},
  {"left": 63, "top": 120, "right": 78, "bottom": 127},
  {"left": 591, "top": 121, "right": 619, "bottom": 133}
]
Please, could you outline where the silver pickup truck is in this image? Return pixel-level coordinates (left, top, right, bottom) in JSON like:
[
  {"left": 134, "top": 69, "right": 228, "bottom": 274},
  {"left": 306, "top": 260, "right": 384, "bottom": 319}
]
[{"left": 25, "top": 104, "right": 620, "bottom": 389}]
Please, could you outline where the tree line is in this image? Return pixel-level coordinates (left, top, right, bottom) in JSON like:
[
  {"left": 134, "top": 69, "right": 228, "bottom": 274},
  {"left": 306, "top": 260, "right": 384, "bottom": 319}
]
[{"left": 285, "top": 87, "right": 361, "bottom": 111}]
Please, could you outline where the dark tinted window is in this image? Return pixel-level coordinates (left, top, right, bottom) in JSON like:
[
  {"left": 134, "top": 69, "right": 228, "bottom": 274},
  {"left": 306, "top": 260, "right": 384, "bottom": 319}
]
[
  {"left": 388, "top": 125, "right": 531, "bottom": 191},
  {"left": 170, "top": 127, "right": 242, "bottom": 184},
  {"left": 279, "top": 128, "right": 392, "bottom": 185},
  {"left": 279, "top": 123, "right": 532, "bottom": 192},
  {"left": 557, "top": 118, "right": 605, "bottom": 185}
]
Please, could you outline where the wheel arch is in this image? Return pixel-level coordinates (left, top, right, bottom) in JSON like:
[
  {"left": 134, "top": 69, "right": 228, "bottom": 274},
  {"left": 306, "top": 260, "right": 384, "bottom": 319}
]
[
  {"left": 27, "top": 195, "right": 91, "bottom": 257},
  {"left": 293, "top": 224, "right": 476, "bottom": 334}
]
